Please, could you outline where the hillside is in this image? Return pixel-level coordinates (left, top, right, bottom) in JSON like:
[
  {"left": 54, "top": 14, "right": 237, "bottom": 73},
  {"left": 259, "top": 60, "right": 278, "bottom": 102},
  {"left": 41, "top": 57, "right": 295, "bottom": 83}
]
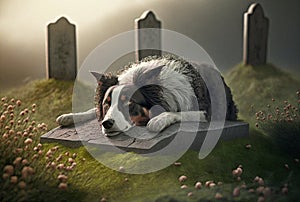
[
  {"left": 0, "top": 79, "right": 94, "bottom": 129},
  {"left": 225, "top": 63, "right": 300, "bottom": 122},
  {"left": 1, "top": 67, "right": 300, "bottom": 201}
]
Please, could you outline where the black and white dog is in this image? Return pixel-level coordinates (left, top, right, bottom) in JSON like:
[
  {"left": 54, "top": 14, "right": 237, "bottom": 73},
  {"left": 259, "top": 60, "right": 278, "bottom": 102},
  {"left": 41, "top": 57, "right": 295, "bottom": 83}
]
[{"left": 56, "top": 56, "right": 237, "bottom": 136}]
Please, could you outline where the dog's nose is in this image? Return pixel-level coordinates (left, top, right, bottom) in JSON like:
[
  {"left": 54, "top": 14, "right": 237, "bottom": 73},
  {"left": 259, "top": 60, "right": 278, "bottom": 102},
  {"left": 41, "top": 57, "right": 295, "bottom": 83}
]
[{"left": 102, "top": 119, "right": 115, "bottom": 129}]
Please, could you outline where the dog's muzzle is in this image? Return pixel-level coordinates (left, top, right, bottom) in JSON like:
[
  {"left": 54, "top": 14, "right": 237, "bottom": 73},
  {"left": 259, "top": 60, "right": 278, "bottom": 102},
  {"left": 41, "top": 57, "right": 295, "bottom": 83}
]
[{"left": 102, "top": 119, "right": 115, "bottom": 130}]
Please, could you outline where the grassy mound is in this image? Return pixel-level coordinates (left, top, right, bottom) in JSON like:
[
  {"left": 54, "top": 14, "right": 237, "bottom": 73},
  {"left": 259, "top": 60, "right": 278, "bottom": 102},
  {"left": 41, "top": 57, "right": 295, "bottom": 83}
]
[
  {"left": 1, "top": 74, "right": 300, "bottom": 201},
  {"left": 225, "top": 63, "right": 300, "bottom": 122},
  {"left": 0, "top": 79, "right": 93, "bottom": 130}
]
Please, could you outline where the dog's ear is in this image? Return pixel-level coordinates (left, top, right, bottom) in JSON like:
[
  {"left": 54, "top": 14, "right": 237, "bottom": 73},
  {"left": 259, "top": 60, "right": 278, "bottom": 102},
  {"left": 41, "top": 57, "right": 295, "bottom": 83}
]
[
  {"left": 90, "top": 71, "right": 118, "bottom": 122},
  {"left": 133, "top": 65, "right": 164, "bottom": 86},
  {"left": 90, "top": 71, "right": 103, "bottom": 82},
  {"left": 90, "top": 71, "right": 117, "bottom": 84}
]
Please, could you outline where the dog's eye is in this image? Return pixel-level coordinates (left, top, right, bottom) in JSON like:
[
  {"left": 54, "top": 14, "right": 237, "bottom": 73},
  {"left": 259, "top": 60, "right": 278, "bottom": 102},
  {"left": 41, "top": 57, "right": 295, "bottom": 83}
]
[
  {"left": 128, "top": 102, "right": 142, "bottom": 116},
  {"left": 103, "top": 103, "right": 110, "bottom": 112},
  {"left": 103, "top": 97, "right": 111, "bottom": 105}
]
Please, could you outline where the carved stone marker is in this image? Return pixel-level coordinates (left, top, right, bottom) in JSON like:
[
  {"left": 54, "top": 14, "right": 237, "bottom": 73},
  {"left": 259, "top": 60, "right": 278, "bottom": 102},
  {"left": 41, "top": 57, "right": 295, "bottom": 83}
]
[
  {"left": 47, "top": 17, "right": 77, "bottom": 80},
  {"left": 41, "top": 119, "right": 249, "bottom": 152},
  {"left": 243, "top": 3, "right": 269, "bottom": 66},
  {"left": 135, "top": 10, "right": 162, "bottom": 62}
]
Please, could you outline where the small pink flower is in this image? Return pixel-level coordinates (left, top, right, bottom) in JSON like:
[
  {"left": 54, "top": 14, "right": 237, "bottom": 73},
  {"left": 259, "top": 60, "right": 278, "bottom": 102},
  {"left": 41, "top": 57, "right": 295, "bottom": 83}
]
[
  {"left": 57, "top": 174, "right": 68, "bottom": 182},
  {"left": 71, "top": 162, "right": 77, "bottom": 168},
  {"left": 10, "top": 176, "right": 18, "bottom": 184},
  {"left": 2, "top": 133, "right": 8, "bottom": 139},
  {"left": 13, "top": 157, "right": 22, "bottom": 166},
  {"left": 209, "top": 183, "right": 216, "bottom": 188},
  {"left": 21, "top": 166, "right": 34, "bottom": 179},
  {"left": 281, "top": 187, "right": 288, "bottom": 195},
  {"left": 24, "top": 138, "right": 33, "bottom": 145},
  {"left": 50, "top": 162, "right": 56, "bottom": 169},
  {"left": 205, "top": 180, "right": 213, "bottom": 187},
  {"left": 119, "top": 166, "right": 125, "bottom": 172},
  {"left": 23, "top": 132, "right": 28, "bottom": 137},
  {"left": 3, "top": 173, "right": 9, "bottom": 180},
  {"left": 258, "top": 178, "right": 264, "bottom": 186},
  {"left": 16, "top": 100, "right": 22, "bottom": 106},
  {"left": 195, "top": 181, "right": 202, "bottom": 189},
  {"left": 57, "top": 163, "right": 65, "bottom": 170},
  {"left": 32, "top": 154, "right": 38, "bottom": 160},
  {"left": 68, "top": 158, "right": 74, "bottom": 163},
  {"left": 180, "top": 185, "right": 188, "bottom": 189},
  {"left": 46, "top": 150, "right": 53, "bottom": 157},
  {"left": 215, "top": 193, "right": 223, "bottom": 199},
  {"left": 7, "top": 105, "right": 14, "bottom": 111},
  {"left": 256, "top": 186, "right": 264, "bottom": 194},
  {"left": 233, "top": 187, "right": 240, "bottom": 197},
  {"left": 100, "top": 198, "right": 107, "bottom": 202},
  {"left": 18, "top": 181, "right": 26, "bottom": 189},
  {"left": 178, "top": 175, "right": 187, "bottom": 182},
  {"left": 58, "top": 182, "right": 68, "bottom": 190},
  {"left": 284, "top": 164, "right": 289, "bottom": 170},
  {"left": 56, "top": 154, "right": 63, "bottom": 162},
  {"left": 174, "top": 162, "right": 182, "bottom": 166},
  {"left": 257, "top": 196, "right": 265, "bottom": 202},
  {"left": 245, "top": 144, "right": 252, "bottom": 149},
  {"left": 4, "top": 165, "right": 14, "bottom": 176},
  {"left": 21, "top": 159, "right": 29, "bottom": 166},
  {"left": 0, "top": 115, "right": 6, "bottom": 122}
]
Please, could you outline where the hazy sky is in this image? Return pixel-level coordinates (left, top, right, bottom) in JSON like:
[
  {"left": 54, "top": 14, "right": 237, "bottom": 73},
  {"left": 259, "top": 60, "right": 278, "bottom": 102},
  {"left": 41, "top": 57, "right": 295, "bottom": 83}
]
[{"left": 0, "top": 0, "right": 299, "bottom": 90}]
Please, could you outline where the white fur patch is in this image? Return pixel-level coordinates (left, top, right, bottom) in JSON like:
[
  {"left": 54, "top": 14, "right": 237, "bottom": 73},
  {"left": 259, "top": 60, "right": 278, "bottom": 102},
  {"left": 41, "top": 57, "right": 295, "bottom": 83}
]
[
  {"left": 56, "top": 108, "right": 96, "bottom": 126},
  {"left": 102, "top": 85, "right": 132, "bottom": 133},
  {"left": 119, "top": 58, "right": 196, "bottom": 112}
]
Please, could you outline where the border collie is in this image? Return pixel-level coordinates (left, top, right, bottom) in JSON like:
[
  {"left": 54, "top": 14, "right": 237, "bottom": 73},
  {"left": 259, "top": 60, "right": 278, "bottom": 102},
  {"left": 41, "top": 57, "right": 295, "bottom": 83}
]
[{"left": 56, "top": 56, "right": 238, "bottom": 136}]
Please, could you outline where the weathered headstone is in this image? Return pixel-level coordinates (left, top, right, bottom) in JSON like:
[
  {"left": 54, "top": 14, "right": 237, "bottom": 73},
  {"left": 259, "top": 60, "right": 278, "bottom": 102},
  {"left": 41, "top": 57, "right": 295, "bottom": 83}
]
[
  {"left": 47, "top": 17, "right": 77, "bottom": 80},
  {"left": 135, "top": 10, "right": 162, "bottom": 62},
  {"left": 243, "top": 3, "right": 269, "bottom": 66}
]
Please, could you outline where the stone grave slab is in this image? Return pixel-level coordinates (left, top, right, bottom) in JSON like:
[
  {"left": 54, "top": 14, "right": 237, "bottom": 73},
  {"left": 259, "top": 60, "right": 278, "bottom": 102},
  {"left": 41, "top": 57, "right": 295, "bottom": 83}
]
[{"left": 41, "top": 119, "right": 249, "bottom": 153}]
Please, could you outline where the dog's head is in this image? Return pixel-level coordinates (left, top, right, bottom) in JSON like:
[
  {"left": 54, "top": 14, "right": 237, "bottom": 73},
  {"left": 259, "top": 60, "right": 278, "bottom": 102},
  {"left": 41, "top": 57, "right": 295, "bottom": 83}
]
[{"left": 92, "top": 65, "right": 168, "bottom": 136}]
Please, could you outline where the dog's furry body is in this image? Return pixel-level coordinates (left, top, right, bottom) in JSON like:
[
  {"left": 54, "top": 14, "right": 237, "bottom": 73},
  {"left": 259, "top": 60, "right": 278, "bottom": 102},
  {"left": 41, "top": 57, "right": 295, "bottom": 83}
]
[{"left": 57, "top": 56, "right": 237, "bottom": 136}]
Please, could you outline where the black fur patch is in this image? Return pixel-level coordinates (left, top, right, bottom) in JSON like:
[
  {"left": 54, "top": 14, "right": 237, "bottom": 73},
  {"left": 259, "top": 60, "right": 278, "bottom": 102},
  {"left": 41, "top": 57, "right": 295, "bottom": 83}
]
[{"left": 91, "top": 72, "right": 118, "bottom": 122}]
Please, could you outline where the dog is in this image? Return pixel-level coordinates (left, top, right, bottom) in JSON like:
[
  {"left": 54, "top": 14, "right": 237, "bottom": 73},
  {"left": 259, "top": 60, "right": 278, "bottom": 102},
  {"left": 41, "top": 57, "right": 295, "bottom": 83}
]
[{"left": 56, "top": 56, "right": 238, "bottom": 136}]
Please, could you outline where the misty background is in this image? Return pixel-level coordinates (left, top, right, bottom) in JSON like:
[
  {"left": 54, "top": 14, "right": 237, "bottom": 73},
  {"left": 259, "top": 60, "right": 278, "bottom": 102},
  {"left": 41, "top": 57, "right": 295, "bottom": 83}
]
[{"left": 0, "top": 0, "right": 299, "bottom": 91}]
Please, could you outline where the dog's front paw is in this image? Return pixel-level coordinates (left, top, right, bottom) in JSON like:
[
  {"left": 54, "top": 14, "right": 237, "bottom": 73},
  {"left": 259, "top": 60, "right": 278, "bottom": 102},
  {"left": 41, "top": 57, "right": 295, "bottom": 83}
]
[
  {"left": 56, "top": 114, "right": 74, "bottom": 126},
  {"left": 147, "top": 112, "right": 180, "bottom": 132}
]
